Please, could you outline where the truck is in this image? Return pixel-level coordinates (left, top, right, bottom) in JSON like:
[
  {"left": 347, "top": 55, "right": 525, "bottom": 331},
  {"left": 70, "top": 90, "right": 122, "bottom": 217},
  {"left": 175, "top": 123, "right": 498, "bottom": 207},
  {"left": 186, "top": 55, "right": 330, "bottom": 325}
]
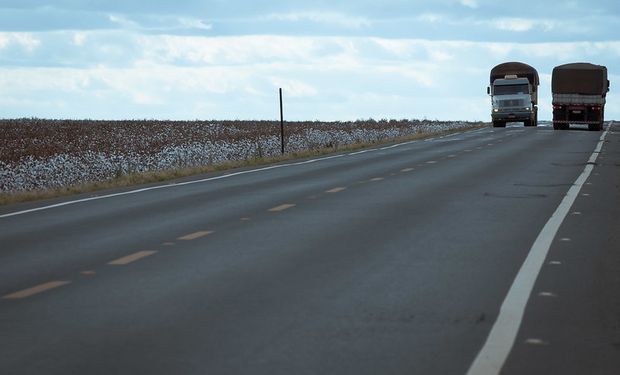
[
  {"left": 488, "top": 62, "right": 539, "bottom": 128},
  {"left": 552, "top": 63, "right": 610, "bottom": 131}
]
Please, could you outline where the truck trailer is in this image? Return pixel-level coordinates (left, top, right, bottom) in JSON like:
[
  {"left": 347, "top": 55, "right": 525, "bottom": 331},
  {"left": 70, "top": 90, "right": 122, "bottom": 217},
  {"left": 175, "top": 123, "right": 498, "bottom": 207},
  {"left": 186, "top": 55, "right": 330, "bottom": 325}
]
[
  {"left": 488, "top": 62, "right": 539, "bottom": 128},
  {"left": 552, "top": 63, "right": 610, "bottom": 131}
]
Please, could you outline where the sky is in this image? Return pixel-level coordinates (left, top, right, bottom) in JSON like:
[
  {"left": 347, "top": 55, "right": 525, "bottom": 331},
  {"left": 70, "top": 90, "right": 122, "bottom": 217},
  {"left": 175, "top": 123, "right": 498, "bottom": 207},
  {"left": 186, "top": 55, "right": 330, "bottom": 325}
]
[{"left": 0, "top": 0, "right": 618, "bottom": 121}]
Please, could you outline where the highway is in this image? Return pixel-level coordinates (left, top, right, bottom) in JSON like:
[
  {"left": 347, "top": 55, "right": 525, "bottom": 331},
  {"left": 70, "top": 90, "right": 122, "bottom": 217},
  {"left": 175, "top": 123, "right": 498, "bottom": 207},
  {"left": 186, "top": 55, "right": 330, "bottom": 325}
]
[{"left": 1, "top": 122, "right": 619, "bottom": 374}]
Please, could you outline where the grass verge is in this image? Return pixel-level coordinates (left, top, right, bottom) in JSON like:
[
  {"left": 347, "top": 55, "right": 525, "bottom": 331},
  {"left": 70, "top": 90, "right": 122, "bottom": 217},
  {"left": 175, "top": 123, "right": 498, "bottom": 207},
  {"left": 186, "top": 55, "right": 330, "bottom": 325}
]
[{"left": 0, "top": 123, "right": 488, "bottom": 206}]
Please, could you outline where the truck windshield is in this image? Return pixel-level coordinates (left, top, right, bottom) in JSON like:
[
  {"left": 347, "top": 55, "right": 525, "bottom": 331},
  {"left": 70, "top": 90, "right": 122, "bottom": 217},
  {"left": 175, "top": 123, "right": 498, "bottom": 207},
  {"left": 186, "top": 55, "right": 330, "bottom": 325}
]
[{"left": 494, "top": 84, "right": 529, "bottom": 95}]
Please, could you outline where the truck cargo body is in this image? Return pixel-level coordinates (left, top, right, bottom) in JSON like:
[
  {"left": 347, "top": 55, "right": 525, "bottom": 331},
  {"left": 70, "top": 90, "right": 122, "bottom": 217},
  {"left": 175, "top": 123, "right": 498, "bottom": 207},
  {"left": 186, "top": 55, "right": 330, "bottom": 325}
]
[
  {"left": 552, "top": 63, "right": 609, "bottom": 131},
  {"left": 488, "top": 62, "right": 539, "bottom": 128}
]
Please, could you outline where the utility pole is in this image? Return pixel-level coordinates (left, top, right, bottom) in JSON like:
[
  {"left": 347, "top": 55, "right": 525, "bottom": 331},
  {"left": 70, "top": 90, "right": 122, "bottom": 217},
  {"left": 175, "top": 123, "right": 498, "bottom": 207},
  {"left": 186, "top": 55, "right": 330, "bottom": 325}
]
[{"left": 279, "top": 88, "right": 285, "bottom": 154}]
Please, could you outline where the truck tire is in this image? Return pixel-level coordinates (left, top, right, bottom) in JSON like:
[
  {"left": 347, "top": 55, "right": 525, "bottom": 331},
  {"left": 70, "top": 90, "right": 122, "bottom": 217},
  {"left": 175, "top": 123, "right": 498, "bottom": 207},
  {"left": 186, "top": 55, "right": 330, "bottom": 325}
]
[
  {"left": 493, "top": 121, "right": 505, "bottom": 128},
  {"left": 533, "top": 111, "right": 538, "bottom": 127},
  {"left": 553, "top": 122, "right": 568, "bottom": 130},
  {"left": 589, "top": 123, "right": 602, "bottom": 131}
]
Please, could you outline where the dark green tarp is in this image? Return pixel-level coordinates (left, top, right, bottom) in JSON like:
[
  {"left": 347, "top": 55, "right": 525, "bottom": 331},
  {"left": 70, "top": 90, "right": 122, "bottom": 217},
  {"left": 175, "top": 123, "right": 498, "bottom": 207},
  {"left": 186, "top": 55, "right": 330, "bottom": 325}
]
[
  {"left": 552, "top": 63, "right": 609, "bottom": 96},
  {"left": 490, "top": 62, "right": 539, "bottom": 86}
]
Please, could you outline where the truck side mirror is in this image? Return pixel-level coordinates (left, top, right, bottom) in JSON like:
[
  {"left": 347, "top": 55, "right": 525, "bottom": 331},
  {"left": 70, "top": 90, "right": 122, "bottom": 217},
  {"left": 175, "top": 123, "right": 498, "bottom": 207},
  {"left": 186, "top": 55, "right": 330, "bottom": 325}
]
[
  {"left": 608, "top": 79, "right": 610, "bottom": 91},
  {"left": 487, "top": 86, "right": 490, "bottom": 95}
]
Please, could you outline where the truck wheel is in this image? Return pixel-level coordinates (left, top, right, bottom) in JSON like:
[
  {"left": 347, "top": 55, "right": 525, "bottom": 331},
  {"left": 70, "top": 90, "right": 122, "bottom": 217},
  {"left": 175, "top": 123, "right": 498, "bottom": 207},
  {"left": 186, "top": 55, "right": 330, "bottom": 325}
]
[
  {"left": 524, "top": 120, "right": 531, "bottom": 127},
  {"left": 589, "top": 123, "right": 602, "bottom": 131},
  {"left": 533, "top": 112, "right": 538, "bottom": 127},
  {"left": 493, "top": 121, "right": 505, "bottom": 128},
  {"left": 553, "top": 122, "right": 568, "bottom": 130}
]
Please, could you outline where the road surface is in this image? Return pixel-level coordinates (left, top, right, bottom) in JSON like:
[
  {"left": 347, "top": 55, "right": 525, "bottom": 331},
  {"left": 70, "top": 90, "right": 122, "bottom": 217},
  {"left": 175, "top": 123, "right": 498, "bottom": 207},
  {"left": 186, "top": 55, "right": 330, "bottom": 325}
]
[{"left": 1, "top": 122, "right": 619, "bottom": 374}]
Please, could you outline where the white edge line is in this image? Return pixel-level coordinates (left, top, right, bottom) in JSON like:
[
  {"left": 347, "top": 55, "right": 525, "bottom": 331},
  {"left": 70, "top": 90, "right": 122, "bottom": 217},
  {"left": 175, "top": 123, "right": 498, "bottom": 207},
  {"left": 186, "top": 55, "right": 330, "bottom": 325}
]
[
  {"left": 0, "top": 127, "right": 489, "bottom": 219},
  {"left": 466, "top": 122, "right": 612, "bottom": 375}
]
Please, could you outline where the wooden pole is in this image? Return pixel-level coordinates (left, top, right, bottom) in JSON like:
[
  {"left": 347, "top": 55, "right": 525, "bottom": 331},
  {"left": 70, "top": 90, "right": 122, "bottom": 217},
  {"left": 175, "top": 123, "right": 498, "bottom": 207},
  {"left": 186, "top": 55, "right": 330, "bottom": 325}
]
[{"left": 279, "top": 88, "right": 284, "bottom": 154}]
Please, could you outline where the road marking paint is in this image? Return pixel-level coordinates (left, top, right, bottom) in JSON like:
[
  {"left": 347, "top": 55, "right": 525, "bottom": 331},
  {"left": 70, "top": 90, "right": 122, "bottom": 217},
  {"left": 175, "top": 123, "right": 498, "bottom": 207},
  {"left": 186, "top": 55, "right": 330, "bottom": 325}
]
[
  {"left": 240, "top": 217, "right": 251, "bottom": 221},
  {"left": 268, "top": 203, "right": 295, "bottom": 212},
  {"left": 401, "top": 168, "right": 414, "bottom": 172},
  {"left": 369, "top": 177, "right": 384, "bottom": 182},
  {"left": 524, "top": 338, "right": 548, "bottom": 346},
  {"left": 538, "top": 292, "right": 557, "bottom": 297},
  {"left": 571, "top": 211, "right": 582, "bottom": 215},
  {"left": 488, "top": 143, "right": 494, "bottom": 146},
  {"left": 467, "top": 125, "right": 610, "bottom": 375},
  {"left": 81, "top": 270, "right": 96, "bottom": 276},
  {"left": 559, "top": 238, "right": 571, "bottom": 242},
  {"left": 464, "top": 149, "right": 473, "bottom": 152},
  {"left": 0, "top": 128, "right": 491, "bottom": 220},
  {"left": 426, "top": 161, "right": 437, "bottom": 164},
  {"left": 548, "top": 261, "right": 562, "bottom": 265},
  {"left": 448, "top": 154, "right": 457, "bottom": 158},
  {"left": 326, "top": 187, "right": 346, "bottom": 193},
  {"left": 162, "top": 242, "right": 175, "bottom": 246},
  {"left": 178, "top": 230, "right": 213, "bottom": 241},
  {"left": 349, "top": 150, "right": 371, "bottom": 155},
  {"left": 3, "top": 281, "right": 71, "bottom": 299},
  {"left": 108, "top": 250, "right": 157, "bottom": 265},
  {"left": 581, "top": 193, "right": 590, "bottom": 196},
  {"left": 586, "top": 182, "right": 592, "bottom": 185}
]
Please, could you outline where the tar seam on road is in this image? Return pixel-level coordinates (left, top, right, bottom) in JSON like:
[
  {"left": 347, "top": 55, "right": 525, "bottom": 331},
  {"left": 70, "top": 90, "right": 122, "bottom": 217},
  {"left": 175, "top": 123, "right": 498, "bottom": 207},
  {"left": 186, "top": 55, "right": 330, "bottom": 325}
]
[
  {"left": 0, "top": 128, "right": 488, "bottom": 219},
  {"left": 466, "top": 123, "right": 612, "bottom": 375}
]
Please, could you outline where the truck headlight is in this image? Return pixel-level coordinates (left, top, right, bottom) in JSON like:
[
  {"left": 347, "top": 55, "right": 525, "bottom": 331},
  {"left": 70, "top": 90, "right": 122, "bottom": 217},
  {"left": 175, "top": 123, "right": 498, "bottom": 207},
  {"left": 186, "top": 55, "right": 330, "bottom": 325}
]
[
  {"left": 493, "top": 109, "right": 499, "bottom": 112},
  {"left": 525, "top": 107, "right": 530, "bottom": 111}
]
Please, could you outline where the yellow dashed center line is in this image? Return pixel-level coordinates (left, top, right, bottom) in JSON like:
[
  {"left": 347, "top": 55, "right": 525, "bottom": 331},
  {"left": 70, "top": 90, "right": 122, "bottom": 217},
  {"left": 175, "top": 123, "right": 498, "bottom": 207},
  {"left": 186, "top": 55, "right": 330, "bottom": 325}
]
[
  {"left": 370, "top": 177, "right": 384, "bottom": 182},
  {"left": 178, "top": 230, "right": 214, "bottom": 241},
  {"left": 326, "top": 187, "right": 347, "bottom": 193},
  {"left": 401, "top": 168, "right": 414, "bottom": 172},
  {"left": 3, "top": 280, "right": 71, "bottom": 299},
  {"left": 108, "top": 250, "right": 157, "bottom": 265},
  {"left": 268, "top": 203, "right": 296, "bottom": 212}
]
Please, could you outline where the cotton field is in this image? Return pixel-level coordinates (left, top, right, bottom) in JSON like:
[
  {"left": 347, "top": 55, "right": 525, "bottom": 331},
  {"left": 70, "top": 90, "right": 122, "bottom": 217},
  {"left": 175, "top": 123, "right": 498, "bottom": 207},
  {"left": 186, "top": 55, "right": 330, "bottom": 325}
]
[{"left": 0, "top": 119, "right": 479, "bottom": 193}]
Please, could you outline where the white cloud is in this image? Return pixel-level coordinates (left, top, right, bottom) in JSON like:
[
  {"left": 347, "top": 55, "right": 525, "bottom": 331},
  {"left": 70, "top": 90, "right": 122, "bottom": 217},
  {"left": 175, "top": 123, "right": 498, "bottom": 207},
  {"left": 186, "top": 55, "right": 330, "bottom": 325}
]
[
  {"left": 265, "top": 12, "right": 371, "bottom": 29},
  {"left": 491, "top": 18, "right": 535, "bottom": 32},
  {"left": 490, "top": 18, "right": 557, "bottom": 32},
  {"left": 460, "top": 0, "right": 479, "bottom": 9},
  {"left": 416, "top": 13, "right": 445, "bottom": 23},
  {"left": 108, "top": 14, "right": 139, "bottom": 29},
  {"left": 177, "top": 18, "right": 213, "bottom": 31},
  {"left": 0, "top": 32, "right": 41, "bottom": 51},
  {"left": 271, "top": 78, "right": 318, "bottom": 97},
  {"left": 73, "top": 32, "right": 87, "bottom": 46},
  {"left": 1, "top": 32, "right": 619, "bottom": 121}
]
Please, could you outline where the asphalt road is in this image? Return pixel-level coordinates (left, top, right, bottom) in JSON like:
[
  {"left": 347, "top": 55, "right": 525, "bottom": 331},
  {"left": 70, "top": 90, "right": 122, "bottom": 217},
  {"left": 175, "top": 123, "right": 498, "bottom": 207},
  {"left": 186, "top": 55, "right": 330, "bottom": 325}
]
[{"left": 1, "top": 122, "right": 619, "bottom": 374}]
